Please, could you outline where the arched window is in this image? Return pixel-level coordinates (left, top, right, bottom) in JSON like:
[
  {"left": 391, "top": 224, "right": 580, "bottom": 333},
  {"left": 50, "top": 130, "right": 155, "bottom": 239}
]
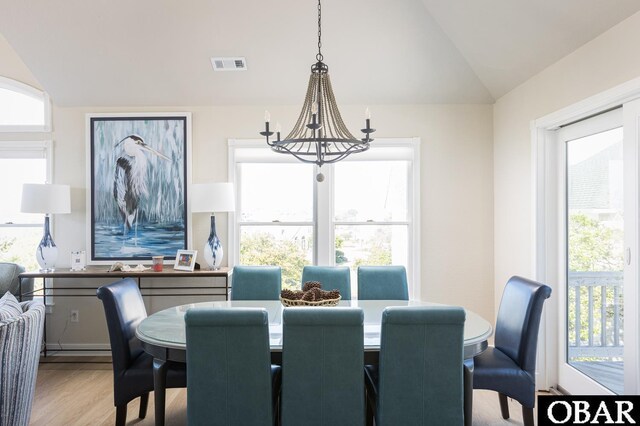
[{"left": 0, "top": 76, "right": 51, "bottom": 131}]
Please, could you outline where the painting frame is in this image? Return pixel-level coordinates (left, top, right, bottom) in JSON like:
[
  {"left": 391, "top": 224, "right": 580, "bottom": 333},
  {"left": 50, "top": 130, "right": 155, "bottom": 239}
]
[
  {"left": 86, "top": 112, "right": 192, "bottom": 264},
  {"left": 173, "top": 249, "right": 197, "bottom": 271}
]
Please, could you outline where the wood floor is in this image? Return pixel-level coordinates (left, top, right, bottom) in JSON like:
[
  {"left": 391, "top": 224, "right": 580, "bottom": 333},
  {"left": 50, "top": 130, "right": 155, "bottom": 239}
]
[{"left": 31, "top": 358, "right": 538, "bottom": 425}]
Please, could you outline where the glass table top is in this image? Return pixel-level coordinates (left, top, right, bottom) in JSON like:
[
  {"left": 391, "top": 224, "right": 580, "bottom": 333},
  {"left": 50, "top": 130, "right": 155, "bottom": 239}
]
[{"left": 136, "top": 300, "right": 493, "bottom": 352}]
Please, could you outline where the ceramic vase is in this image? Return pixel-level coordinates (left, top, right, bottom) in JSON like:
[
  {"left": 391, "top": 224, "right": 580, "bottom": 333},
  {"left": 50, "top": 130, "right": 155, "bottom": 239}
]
[{"left": 203, "top": 215, "right": 223, "bottom": 269}]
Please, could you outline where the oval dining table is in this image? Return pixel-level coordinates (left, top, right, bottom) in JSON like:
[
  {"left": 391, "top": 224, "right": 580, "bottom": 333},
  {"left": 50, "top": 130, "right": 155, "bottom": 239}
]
[{"left": 136, "top": 300, "right": 493, "bottom": 426}]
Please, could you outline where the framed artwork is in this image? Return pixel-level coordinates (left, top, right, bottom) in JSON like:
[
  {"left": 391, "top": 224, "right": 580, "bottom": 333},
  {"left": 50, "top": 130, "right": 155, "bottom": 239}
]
[
  {"left": 86, "top": 113, "right": 192, "bottom": 264},
  {"left": 174, "top": 249, "right": 197, "bottom": 271}
]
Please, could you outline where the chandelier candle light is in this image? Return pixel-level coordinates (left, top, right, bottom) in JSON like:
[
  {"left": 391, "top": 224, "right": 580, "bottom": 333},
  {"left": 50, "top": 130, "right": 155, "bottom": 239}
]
[
  {"left": 191, "top": 183, "right": 236, "bottom": 270},
  {"left": 20, "top": 183, "right": 71, "bottom": 271},
  {"left": 260, "top": 0, "right": 375, "bottom": 182}
]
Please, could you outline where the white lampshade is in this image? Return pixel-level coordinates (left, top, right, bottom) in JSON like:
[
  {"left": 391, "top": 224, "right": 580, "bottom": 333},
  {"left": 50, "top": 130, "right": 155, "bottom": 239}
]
[
  {"left": 21, "top": 183, "right": 71, "bottom": 214},
  {"left": 191, "top": 183, "right": 236, "bottom": 213}
]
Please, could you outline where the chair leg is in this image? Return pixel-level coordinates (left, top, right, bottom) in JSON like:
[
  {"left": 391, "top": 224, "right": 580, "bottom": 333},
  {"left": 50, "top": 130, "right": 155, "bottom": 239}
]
[
  {"left": 365, "top": 389, "right": 375, "bottom": 426},
  {"left": 139, "top": 393, "right": 149, "bottom": 419},
  {"left": 463, "top": 362, "right": 474, "bottom": 426},
  {"left": 273, "top": 394, "right": 280, "bottom": 426},
  {"left": 115, "top": 404, "right": 127, "bottom": 426},
  {"left": 366, "top": 401, "right": 374, "bottom": 426},
  {"left": 522, "top": 406, "right": 534, "bottom": 426},
  {"left": 498, "top": 393, "right": 510, "bottom": 419}
]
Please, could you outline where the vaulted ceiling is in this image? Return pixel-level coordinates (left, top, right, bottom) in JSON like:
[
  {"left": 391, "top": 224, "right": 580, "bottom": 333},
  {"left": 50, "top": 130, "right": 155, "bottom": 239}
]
[{"left": 1, "top": 0, "right": 639, "bottom": 107}]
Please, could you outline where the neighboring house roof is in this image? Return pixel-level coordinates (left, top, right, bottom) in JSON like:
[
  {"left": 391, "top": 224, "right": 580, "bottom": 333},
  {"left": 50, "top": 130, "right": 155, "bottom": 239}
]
[{"left": 568, "top": 143, "right": 623, "bottom": 211}]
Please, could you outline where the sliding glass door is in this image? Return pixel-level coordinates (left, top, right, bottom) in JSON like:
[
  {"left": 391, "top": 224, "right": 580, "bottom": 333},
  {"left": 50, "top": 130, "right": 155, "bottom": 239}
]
[{"left": 560, "top": 110, "right": 624, "bottom": 394}]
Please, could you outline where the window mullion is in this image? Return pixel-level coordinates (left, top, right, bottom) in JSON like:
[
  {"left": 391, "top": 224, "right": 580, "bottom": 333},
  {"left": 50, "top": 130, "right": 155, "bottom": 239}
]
[{"left": 316, "top": 164, "right": 334, "bottom": 265}]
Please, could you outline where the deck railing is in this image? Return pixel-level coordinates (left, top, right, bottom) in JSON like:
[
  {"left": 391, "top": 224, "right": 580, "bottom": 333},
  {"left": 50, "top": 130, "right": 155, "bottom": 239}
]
[{"left": 568, "top": 271, "right": 623, "bottom": 359}]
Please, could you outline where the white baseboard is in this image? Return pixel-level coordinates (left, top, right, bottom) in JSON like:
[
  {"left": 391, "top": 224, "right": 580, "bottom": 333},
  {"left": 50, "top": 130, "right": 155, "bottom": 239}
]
[{"left": 43, "top": 342, "right": 110, "bottom": 357}]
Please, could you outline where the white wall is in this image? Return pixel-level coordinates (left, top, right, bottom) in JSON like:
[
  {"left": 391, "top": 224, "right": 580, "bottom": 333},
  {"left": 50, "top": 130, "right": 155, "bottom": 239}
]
[
  {"left": 1, "top": 35, "right": 495, "bottom": 346},
  {"left": 0, "top": 34, "right": 41, "bottom": 89},
  {"left": 493, "top": 11, "right": 640, "bottom": 308},
  {"left": 54, "top": 104, "right": 495, "bottom": 312}
]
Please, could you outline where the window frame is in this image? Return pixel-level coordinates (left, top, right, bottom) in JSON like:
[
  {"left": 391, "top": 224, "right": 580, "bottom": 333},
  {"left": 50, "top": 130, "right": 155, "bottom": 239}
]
[
  {"left": 0, "top": 140, "right": 54, "bottom": 222},
  {"left": 235, "top": 159, "right": 316, "bottom": 280},
  {"left": 228, "top": 138, "right": 421, "bottom": 299},
  {"left": 0, "top": 76, "right": 51, "bottom": 133},
  {"left": 0, "top": 140, "right": 53, "bottom": 272}
]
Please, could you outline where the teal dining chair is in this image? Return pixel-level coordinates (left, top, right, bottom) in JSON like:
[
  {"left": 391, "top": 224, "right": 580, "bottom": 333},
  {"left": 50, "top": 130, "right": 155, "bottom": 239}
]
[
  {"left": 365, "top": 306, "right": 466, "bottom": 426},
  {"left": 281, "top": 307, "right": 365, "bottom": 426},
  {"left": 301, "top": 265, "right": 351, "bottom": 300},
  {"left": 230, "top": 266, "right": 281, "bottom": 300},
  {"left": 357, "top": 266, "right": 408, "bottom": 300},
  {"left": 185, "top": 308, "right": 281, "bottom": 426}
]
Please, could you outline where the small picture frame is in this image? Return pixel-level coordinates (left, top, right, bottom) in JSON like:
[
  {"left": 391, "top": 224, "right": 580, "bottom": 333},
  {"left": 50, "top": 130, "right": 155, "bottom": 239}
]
[
  {"left": 174, "top": 249, "right": 197, "bottom": 271},
  {"left": 70, "top": 251, "right": 86, "bottom": 271}
]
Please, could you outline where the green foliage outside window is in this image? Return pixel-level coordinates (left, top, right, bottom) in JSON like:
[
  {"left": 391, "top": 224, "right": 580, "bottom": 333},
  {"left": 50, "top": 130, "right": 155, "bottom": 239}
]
[
  {"left": 240, "top": 227, "right": 395, "bottom": 290},
  {"left": 567, "top": 213, "right": 624, "bottom": 361},
  {"left": 352, "top": 227, "right": 393, "bottom": 268},
  {"left": 335, "top": 235, "right": 348, "bottom": 264},
  {"left": 569, "top": 213, "right": 623, "bottom": 272},
  {"left": 0, "top": 229, "right": 41, "bottom": 271},
  {"left": 239, "top": 232, "right": 307, "bottom": 290},
  {"left": 353, "top": 243, "right": 392, "bottom": 268}
]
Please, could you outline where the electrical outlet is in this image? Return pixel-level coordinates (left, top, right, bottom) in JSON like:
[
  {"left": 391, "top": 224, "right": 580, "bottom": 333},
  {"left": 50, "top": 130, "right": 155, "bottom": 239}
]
[{"left": 70, "top": 310, "right": 79, "bottom": 323}]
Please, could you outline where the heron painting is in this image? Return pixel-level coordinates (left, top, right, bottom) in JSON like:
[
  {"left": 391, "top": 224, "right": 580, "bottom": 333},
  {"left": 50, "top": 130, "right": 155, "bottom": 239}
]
[{"left": 88, "top": 114, "right": 189, "bottom": 263}]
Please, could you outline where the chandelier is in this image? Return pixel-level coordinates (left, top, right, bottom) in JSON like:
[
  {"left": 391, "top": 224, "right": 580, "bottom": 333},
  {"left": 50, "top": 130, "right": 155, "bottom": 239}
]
[{"left": 260, "top": 0, "right": 375, "bottom": 182}]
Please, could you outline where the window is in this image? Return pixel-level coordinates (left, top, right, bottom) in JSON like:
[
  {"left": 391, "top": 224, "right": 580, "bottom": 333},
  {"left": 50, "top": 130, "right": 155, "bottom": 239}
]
[
  {"left": 334, "top": 160, "right": 410, "bottom": 286},
  {"left": 229, "top": 138, "right": 420, "bottom": 298},
  {"left": 0, "top": 77, "right": 53, "bottom": 270},
  {"left": 0, "top": 142, "right": 51, "bottom": 271},
  {"left": 0, "top": 76, "right": 51, "bottom": 132},
  {"left": 237, "top": 162, "right": 314, "bottom": 288}
]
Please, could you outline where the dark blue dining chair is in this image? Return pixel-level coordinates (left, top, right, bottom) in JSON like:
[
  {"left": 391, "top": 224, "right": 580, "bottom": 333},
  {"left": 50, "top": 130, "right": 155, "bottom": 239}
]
[
  {"left": 472, "top": 276, "right": 551, "bottom": 426},
  {"left": 185, "top": 307, "right": 281, "bottom": 426},
  {"left": 97, "top": 278, "right": 186, "bottom": 426},
  {"left": 281, "top": 307, "right": 365, "bottom": 426},
  {"left": 364, "top": 306, "right": 466, "bottom": 426},
  {"left": 357, "top": 266, "right": 408, "bottom": 300},
  {"left": 230, "top": 266, "right": 281, "bottom": 300},
  {"left": 301, "top": 265, "right": 351, "bottom": 300}
]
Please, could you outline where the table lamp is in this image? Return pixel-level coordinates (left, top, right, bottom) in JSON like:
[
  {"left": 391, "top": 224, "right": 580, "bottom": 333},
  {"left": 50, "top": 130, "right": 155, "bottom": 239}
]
[
  {"left": 20, "top": 183, "right": 71, "bottom": 271},
  {"left": 191, "top": 183, "right": 235, "bottom": 269}
]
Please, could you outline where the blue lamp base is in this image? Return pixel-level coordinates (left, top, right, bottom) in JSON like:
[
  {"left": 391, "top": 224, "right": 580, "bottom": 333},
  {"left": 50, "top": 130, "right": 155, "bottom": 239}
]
[
  {"left": 36, "top": 215, "right": 58, "bottom": 271},
  {"left": 203, "top": 215, "right": 223, "bottom": 270}
]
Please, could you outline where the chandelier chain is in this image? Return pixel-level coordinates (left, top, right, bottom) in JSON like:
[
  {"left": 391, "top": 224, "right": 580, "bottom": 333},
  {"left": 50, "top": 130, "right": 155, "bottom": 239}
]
[{"left": 316, "top": 0, "right": 323, "bottom": 62}]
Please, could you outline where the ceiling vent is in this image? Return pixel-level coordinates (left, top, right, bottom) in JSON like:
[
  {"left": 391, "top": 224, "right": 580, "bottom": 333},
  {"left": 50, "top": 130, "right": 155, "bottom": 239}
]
[{"left": 211, "top": 57, "right": 247, "bottom": 71}]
